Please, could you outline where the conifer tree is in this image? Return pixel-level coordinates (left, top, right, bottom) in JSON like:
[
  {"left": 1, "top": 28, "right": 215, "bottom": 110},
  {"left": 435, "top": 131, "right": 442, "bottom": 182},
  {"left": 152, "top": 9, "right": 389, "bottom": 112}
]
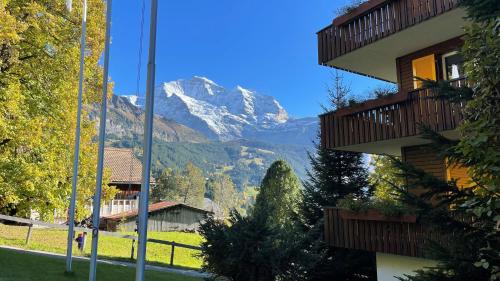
[
  {"left": 300, "top": 72, "right": 376, "bottom": 280},
  {"left": 302, "top": 146, "right": 369, "bottom": 226},
  {"left": 254, "top": 160, "right": 302, "bottom": 230}
]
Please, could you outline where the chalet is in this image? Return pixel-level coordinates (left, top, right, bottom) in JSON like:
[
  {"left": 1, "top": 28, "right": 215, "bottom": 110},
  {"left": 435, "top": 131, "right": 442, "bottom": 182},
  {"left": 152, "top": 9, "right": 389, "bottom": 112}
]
[
  {"left": 317, "top": 0, "right": 469, "bottom": 280},
  {"left": 101, "top": 201, "right": 211, "bottom": 232},
  {"left": 101, "top": 148, "right": 154, "bottom": 216}
]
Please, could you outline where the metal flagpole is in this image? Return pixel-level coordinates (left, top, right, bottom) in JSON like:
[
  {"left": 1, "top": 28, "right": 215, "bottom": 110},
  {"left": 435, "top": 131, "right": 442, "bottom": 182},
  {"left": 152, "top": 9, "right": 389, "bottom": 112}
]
[
  {"left": 88, "top": 0, "right": 112, "bottom": 280},
  {"left": 136, "top": 0, "right": 158, "bottom": 279},
  {"left": 66, "top": 0, "right": 87, "bottom": 273}
]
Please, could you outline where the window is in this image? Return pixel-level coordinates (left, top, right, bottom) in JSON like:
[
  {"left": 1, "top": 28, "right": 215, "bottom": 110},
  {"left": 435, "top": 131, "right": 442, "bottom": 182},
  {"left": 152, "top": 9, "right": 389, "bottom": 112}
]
[
  {"left": 412, "top": 54, "right": 436, "bottom": 89},
  {"left": 442, "top": 51, "right": 464, "bottom": 80}
]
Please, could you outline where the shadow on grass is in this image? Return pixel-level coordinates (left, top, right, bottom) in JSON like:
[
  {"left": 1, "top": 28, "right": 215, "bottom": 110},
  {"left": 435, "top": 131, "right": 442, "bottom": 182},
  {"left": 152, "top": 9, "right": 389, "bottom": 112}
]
[{"left": 84, "top": 253, "right": 203, "bottom": 272}]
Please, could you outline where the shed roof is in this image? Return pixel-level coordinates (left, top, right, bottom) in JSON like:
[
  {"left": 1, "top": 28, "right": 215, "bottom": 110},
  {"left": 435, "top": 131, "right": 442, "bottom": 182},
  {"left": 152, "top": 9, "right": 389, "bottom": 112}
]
[
  {"left": 103, "top": 201, "right": 210, "bottom": 221},
  {"left": 104, "top": 148, "right": 144, "bottom": 185}
]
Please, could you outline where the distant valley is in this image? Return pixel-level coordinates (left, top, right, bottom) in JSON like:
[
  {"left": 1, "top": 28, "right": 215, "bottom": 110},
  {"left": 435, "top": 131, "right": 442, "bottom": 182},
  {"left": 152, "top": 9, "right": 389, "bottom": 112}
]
[{"left": 95, "top": 77, "right": 319, "bottom": 189}]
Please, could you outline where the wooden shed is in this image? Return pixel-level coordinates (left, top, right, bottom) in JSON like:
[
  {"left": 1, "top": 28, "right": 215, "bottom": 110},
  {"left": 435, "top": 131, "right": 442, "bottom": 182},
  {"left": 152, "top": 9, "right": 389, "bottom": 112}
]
[{"left": 101, "top": 201, "right": 210, "bottom": 232}]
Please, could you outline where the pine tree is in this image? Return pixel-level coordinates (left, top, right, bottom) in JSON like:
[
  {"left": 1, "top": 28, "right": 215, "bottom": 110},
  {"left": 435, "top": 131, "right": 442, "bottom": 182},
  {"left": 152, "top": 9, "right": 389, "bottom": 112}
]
[
  {"left": 300, "top": 71, "right": 376, "bottom": 280},
  {"left": 302, "top": 146, "right": 369, "bottom": 226}
]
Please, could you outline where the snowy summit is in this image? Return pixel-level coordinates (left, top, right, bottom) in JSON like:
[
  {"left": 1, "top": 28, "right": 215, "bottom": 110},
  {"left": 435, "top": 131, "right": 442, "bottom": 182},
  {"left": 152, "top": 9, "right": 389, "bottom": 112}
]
[{"left": 154, "top": 76, "right": 297, "bottom": 141}]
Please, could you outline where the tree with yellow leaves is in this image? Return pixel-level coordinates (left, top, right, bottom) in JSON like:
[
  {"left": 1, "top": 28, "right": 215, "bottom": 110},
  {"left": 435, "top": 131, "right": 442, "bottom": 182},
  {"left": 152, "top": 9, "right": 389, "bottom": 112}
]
[{"left": 0, "top": 0, "right": 115, "bottom": 221}]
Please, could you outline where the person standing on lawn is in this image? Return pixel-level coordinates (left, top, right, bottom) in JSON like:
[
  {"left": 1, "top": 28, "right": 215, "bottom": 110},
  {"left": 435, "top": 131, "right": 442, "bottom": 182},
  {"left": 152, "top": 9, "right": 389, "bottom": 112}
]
[{"left": 75, "top": 233, "right": 84, "bottom": 253}]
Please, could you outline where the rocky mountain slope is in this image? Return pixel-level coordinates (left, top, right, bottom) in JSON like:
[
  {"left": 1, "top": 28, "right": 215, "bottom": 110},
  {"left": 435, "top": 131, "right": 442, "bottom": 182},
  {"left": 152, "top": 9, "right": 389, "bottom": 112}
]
[
  {"left": 90, "top": 95, "right": 208, "bottom": 144},
  {"left": 106, "top": 77, "right": 319, "bottom": 186},
  {"left": 148, "top": 76, "right": 317, "bottom": 145}
]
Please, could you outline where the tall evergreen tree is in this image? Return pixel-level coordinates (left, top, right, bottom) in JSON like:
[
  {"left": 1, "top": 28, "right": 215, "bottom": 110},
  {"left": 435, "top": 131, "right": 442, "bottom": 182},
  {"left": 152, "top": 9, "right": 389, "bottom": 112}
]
[
  {"left": 300, "top": 71, "right": 376, "bottom": 280},
  {"left": 303, "top": 71, "right": 371, "bottom": 226}
]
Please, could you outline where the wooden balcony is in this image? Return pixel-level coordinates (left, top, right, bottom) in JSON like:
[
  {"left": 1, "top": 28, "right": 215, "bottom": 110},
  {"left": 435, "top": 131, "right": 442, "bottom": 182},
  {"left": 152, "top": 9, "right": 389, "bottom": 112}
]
[
  {"left": 317, "top": 0, "right": 460, "bottom": 65},
  {"left": 320, "top": 80, "right": 465, "bottom": 151},
  {"left": 324, "top": 207, "right": 441, "bottom": 257}
]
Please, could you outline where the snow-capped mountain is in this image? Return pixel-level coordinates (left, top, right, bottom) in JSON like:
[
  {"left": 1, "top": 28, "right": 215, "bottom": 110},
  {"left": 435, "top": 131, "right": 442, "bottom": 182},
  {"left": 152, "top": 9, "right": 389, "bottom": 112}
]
[
  {"left": 121, "top": 95, "right": 144, "bottom": 107},
  {"left": 141, "top": 76, "right": 318, "bottom": 145}
]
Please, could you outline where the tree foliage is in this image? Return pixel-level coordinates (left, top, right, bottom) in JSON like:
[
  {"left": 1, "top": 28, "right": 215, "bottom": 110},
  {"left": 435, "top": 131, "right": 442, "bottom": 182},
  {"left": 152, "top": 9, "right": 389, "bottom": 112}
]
[
  {"left": 302, "top": 146, "right": 370, "bottom": 226},
  {"left": 0, "top": 0, "right": 115, "bottom": 220},
  {"left": 151, "top": 163, "right": 205, "bottom": 208},
  {"left": 206, "top": 173, "right": 239, "bottom": 217},
  {"left": 369, "top": 155, "right": 405, "bottom": 203},
  {"left": 299, "top": 72, "right": 376, "bottom": 281},
  {"left": 303, "top": 71, "right": 371, "bottom": 227},
  {"left": 151, "top": 168, "right": 179, "bottom": 203},
  {"left": 253, "top": 160, "right": 302, "bottom": 230},
  {"left": 199, "top": 160, "right": 313, "bottom": 281}
]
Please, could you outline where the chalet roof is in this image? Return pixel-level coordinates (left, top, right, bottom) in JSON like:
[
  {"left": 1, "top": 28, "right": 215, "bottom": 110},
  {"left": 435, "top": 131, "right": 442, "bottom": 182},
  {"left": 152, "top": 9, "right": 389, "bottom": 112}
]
[
  {"left": 104, "top": 148, "right": 144, "bottom": 185},
  {"left": 103, "top": 201, "right": 210, "bottom": 221}
]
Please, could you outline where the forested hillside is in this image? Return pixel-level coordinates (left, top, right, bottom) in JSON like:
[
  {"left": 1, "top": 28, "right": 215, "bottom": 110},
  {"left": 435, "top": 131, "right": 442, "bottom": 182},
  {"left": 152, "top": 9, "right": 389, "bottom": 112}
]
[
  {"left": 111, "top": 137, "right": 310, "bottom": 190},
  {"left": 102, "top": 95, "right": 312, "bottom": 190}
]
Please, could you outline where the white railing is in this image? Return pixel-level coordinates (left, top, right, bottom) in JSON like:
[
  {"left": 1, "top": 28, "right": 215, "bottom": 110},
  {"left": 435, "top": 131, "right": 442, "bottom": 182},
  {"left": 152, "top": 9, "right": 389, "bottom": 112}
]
[{"left": 100, "top": 199, "right": 139, "bottom": 217}]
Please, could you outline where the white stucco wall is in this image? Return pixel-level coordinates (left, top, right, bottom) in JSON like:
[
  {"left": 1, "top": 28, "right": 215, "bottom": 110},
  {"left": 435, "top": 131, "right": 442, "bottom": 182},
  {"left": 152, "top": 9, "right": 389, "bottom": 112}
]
[{"left": 376, "top": 253, "right": 438, "bottom": 281}]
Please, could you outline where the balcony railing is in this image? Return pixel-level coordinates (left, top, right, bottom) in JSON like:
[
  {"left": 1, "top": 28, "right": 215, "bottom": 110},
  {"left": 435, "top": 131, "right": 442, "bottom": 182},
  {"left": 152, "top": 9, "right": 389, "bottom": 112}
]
[
  {"left": 317, "top": 0, "right": 459, "bottom": 64},
  {"left": 324, "top": 207, "right": 443, "bottom": 257},
  {"left": 320, "top": 80, "right": 465, "bottom": 149}
]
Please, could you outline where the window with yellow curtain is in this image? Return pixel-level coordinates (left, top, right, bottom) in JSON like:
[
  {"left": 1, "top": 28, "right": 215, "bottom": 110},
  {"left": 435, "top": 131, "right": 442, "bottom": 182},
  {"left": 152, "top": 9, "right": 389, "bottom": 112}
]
[
  {"left": 412, "top": 54, "right": 437, "bottom": 89},
  {"left": 446, "top": 158, "right": 473, "bottom": 189}
]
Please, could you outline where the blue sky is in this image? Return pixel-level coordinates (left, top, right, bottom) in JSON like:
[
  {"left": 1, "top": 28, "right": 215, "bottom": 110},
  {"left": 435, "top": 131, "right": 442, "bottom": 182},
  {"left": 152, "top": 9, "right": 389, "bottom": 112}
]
[{"left": 108, "top": 0, "right": 392, "bottom": 118}]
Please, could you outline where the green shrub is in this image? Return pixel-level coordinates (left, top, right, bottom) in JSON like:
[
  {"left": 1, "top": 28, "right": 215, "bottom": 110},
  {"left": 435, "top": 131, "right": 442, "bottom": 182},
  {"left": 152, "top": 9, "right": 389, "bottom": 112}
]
[{"left": 337, "top": 194, "right": 410, "bottom": 217}]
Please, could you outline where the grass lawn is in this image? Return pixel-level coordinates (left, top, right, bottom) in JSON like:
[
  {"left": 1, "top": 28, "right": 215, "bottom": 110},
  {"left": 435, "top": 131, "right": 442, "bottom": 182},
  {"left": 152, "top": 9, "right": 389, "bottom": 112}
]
[
  {"left": 0, "top": 248, "right": 202, "bottom": 281},
  {"left": 0, "top": 223, "right": 203, "bottom": 269}
]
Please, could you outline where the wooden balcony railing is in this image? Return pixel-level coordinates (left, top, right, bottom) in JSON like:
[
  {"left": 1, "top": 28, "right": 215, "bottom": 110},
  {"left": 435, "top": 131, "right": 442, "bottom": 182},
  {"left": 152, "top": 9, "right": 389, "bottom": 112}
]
[
  {"left": 317, "top": 0, "right": 459, "bottom": 63},
  {"left": 320, "top": 80, "right": 465, "bottom": 149},
  {"left": 324, "top": 207, "right": 442, "bottom": 257}
]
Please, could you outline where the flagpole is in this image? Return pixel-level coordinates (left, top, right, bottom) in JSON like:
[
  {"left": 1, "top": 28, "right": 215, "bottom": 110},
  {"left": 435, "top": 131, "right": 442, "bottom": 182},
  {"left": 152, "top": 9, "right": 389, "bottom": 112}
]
[
  {"left": 88, "top": 0, "right": 112, "bottom": 280},
  {"left": 136, "top": 0, "right": 158, "bottom": 279},
  {"left": 66, "top": 0, "right": 87, "bottom": 273}
]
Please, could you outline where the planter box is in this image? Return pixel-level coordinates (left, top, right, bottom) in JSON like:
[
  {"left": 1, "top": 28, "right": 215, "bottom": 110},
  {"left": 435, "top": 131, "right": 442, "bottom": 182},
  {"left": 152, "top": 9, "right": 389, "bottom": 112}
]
[
  {"left": 338, "top": 209, "right": 416, "bottom": 223},
  {"left": 324, "top": 207, "right": 433, "bottom": 257}
]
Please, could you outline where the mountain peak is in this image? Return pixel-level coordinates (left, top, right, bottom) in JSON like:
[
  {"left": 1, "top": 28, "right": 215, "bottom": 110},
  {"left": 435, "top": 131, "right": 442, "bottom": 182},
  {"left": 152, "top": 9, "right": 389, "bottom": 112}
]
[
  {"left": 191, "top": 76, "right": 217, "bottom": 85},
  {"left": 151, "top": 76, "right": 314, "bottom": 143},
  {"left": 234, "top": 85, "right": 247, "bottom": 92}
]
